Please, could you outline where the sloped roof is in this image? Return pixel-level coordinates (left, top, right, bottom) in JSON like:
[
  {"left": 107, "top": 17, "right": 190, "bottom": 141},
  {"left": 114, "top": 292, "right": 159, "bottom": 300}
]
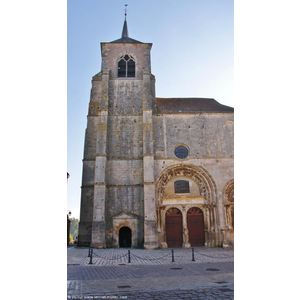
[
  {"left": 110, "top": 37, "right": 143, "bottom": 44},
  {"left": 156, "top": 98, "right": 234, "bottom": 114},
  {"left": 110, "top": 18, "right": 143, "bottom": 44}
]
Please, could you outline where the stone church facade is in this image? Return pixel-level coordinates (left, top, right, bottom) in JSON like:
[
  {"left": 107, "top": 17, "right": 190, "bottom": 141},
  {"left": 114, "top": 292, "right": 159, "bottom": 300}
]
[{"left": 78, "top": 18, "right": 234, "bottom": 249}]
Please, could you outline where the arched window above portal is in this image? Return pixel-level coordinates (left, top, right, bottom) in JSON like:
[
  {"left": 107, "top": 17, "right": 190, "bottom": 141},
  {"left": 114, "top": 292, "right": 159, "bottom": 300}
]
[
  {"left": 174, "top": 180, "right": 190, "bottom": 194},
  {"left": 164, "top": 177, "right": 200, "bottom": 197},
  {"left": 117, "top": 54, "right": 136, "bottom": 78}
]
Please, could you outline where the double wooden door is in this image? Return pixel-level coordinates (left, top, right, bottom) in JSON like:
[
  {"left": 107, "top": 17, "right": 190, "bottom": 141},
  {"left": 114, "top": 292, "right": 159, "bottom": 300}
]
[{"left": 165, "top": 207, "right": 205, "bottom": 247}]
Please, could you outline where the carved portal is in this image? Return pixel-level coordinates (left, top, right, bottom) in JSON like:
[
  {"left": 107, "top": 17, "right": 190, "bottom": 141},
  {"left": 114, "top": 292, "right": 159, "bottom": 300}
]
[
  {"left": 155, "top": 164, "right": 219, "bottom": 248},
  {"left": 223, "top": 179, "right": 234, "bottom": 247},
  {"left": 155, "top": 164, "right": 217, "bottom": 206},
  {"left": 223, "top": 179, "right": 234, "bottom": 228}
]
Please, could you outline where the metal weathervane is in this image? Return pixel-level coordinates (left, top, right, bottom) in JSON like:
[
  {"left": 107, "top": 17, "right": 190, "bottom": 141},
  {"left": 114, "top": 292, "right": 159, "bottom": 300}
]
[{"left": 124, "top": 4, "right": 128, "bottom": 19}]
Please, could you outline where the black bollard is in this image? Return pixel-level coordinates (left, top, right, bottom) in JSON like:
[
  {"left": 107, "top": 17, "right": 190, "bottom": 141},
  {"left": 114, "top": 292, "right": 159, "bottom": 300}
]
[
  {"left": 192, "top": 248, "right": 195, "bottom": 262},
  {"left": 89, "top": 249, "right": 93, "bottom": 265},
  {"left": 88, "top": 244, "right": 91, "bottom": 257},
  {"left": 128, "top": 250, "right": 131, "bottom": 263},
  {"left": 171, "top": 249, "right": 175, "bottom": 262}
]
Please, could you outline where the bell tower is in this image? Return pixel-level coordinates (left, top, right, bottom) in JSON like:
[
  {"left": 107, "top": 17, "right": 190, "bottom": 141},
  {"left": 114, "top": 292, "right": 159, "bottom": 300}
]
[{"left": 78, "top": 13, "right": 159, "bottom": 249}]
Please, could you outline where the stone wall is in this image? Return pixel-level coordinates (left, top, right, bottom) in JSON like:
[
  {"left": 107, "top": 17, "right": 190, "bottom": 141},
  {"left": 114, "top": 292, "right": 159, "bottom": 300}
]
[
  {"left": 152, "top": 113, "right": 234, "bottom": 159},
  {"left": 79, "top": 39, "right": 234, "bottom": 248}
]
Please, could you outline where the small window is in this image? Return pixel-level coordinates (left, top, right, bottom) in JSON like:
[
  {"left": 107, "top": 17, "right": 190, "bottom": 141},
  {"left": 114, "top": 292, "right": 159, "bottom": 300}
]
[
  {"left": 174, "top": 145, "right": 189, "bottom": 159},
  {"left": 118, "top": 54, "right": 135, "bottom": 77},
  {"left": 174, "top": 180, "right": 190, "bottom": 194}
]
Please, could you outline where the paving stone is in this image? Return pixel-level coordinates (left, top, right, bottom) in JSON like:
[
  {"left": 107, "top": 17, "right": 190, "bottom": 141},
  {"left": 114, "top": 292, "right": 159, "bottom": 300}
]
[
  {"left": 68, "top": 246, "right": 233, "bottom": 266},
  {"left": 67, "top": 247, "right": 234, "bottom": 299}
]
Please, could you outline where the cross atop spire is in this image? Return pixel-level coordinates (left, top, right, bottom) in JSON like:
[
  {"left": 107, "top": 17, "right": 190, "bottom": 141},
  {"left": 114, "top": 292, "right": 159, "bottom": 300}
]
[
  {"left": 121, "top": 4, "right": 129, "bottom": 38},
  {"left": 110, "top": 5, "right": 143, "bottom": 44},
  {"left": 124, "top": 4, "right": 128, "bottom": 19}
]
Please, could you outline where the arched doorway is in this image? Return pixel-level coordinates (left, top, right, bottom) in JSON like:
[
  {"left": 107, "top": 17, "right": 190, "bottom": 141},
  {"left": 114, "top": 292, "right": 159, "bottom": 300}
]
[
  {"left": 119, "top": 227, "right": 132, "bottom": 248},
  {"left": 187, "top": 207, "right": 205, "bottom": 246},
  {"left": 166, "top": 208, "right": 183, "bottom": 248}
]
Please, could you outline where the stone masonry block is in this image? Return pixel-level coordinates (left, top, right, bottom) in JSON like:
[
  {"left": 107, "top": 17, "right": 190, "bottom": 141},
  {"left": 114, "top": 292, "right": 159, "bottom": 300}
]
[
  {"left": 143, "top": 156, "right": 154, "bottom": 183},
  {"left": 94, "top": 156, "right": 106, "bottom": 184}
]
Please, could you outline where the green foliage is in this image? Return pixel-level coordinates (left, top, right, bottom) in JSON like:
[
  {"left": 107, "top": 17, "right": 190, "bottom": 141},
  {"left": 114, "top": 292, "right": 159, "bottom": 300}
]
[{"left": 70, "top": 218, "right": 79, "bottom": 239}]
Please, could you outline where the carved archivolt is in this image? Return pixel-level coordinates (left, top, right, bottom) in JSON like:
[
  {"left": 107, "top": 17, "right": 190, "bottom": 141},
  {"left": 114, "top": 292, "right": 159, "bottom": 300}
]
[
  {"left": 223, "top": 179, "right": 234, "bottom": 203},
  {"left": 223, "top": 179, "right": 234, "bottom": 229},
  {"left": 155, "top": 164, "right": 217, "bottom": 206}
]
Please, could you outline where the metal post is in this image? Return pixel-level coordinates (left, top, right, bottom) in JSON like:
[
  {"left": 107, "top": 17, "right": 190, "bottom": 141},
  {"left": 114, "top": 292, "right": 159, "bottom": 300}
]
[
  {"left": 89, "top": 249, "right": 93, "bottom": 265},
  {"left": 128, "top": 250, "right": 131, "bottom": 263},
  {"left": 192, "top": 248, "right": 195, "bottom": 261},
  {"left": 171, "top": 249, "right": 175, "bottom": 262},
  {"left": 88, "top": 244, "right": 91, "bottom": 257}
]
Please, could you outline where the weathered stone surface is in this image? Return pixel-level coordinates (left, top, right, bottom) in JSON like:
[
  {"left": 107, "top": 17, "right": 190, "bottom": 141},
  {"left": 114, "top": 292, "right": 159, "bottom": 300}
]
[{"left": 79, "top": 25, "right": 234, "bottom": 249}]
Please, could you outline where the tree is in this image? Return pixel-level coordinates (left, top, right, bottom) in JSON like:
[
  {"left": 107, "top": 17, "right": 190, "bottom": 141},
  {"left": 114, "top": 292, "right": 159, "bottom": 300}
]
[{"left": 70, "top": 218, "right": 79, "bottom": 238}]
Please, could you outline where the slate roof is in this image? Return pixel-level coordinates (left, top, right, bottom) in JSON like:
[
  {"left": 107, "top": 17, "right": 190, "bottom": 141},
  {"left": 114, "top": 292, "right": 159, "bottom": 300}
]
[
  {"left": 110, "top": 37, "right": 143, "bottom": 44},
  {"left": 156, "top": 98, "right": 234, "bottom": 114},
  {"left": 110, "top": 18, "right": 143, "bottom": 44}
]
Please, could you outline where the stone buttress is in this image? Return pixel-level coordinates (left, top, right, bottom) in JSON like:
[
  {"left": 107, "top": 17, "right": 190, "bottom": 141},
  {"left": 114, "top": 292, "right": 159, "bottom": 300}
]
[{"left": 78, "top": 18, "right": 158, "bottom": 248}]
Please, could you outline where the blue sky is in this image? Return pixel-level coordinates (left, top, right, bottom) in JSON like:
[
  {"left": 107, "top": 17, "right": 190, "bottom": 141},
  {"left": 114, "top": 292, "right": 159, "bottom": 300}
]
[
  {"left": 67, "top": 0, "right": 234, "bottom": 219},
  {"left": 1, "top": 1, "right": 300, "bottom": 297}
]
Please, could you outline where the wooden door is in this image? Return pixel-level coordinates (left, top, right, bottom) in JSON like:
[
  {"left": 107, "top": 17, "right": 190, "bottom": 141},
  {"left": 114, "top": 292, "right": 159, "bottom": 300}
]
[
  {"left": 166, "top": 208, "right": 183, "bottom": 248},
  {"left": 187, "top": 207, "right": 205, "bottom": 246}
]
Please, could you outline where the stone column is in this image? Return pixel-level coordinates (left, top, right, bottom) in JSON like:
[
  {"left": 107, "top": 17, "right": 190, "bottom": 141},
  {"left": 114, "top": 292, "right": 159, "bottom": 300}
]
[
  {"left": 159, "top": 207, "right": 168, "bottom": 249},
  {"left": 216, "top": 190, "right": 229, "bottom": 248},
  {"left": 205, "top": 206, "right": 211, "bottom": 247},
  {"left": 217, "top": 202, "right": 226, "bottom": 228},
  {"left": 211, "top": 205, "right": 217, "bottom": 247},
  {"left": 182, "top": 207, "right": 191, "bottom": 248},
  {"left": 222, "top": 203, "right": 231, "bottom": 248}
]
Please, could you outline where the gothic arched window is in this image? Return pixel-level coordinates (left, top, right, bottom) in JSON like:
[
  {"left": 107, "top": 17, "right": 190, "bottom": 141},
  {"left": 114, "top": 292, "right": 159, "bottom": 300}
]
[{"left": 118, "top": 54, "right": 135, "bottom": 77}]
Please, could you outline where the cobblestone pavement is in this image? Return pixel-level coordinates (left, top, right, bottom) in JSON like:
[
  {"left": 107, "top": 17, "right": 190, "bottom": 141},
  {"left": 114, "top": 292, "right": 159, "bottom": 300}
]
[
  {"left": 67, "top": 247, "right": 234, "bottom": 299},
  {"left": 67, "top": 286, "right": 234, "bottom": 300},
  {"left": 67, "top": 246, "right": 234, "bottom": 266}
]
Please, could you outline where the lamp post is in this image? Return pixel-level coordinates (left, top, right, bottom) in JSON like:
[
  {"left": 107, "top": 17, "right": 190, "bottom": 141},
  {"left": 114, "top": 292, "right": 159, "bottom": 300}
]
[{"left": 67, "top": 210, "right": 71, "bottom": 246}]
